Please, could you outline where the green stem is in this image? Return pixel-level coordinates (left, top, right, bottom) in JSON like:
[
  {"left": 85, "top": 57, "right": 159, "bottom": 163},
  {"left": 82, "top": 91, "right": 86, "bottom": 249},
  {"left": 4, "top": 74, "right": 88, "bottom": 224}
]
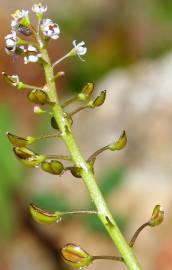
[
  {"left": 47, "top": 155, "right": 72, "bottom": 161},
  {"left": 62, "top": 96, "right": 78, "bottom": 108},
  {"left": 40, "top": 47, "right": 142, "bottom": 270},
  {"left": 93, "top": 255, "right": 124, "bottom": 262}
]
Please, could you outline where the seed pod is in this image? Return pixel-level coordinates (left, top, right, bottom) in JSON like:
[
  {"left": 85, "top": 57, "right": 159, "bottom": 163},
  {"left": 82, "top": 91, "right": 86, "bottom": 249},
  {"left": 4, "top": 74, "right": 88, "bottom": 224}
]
[
  {"left": 51, "top": 115, "right": 73, "bottom": 130},
  {"left": 29, "top": 203, "right": 62, "bottom": 224},
  {"left": 27, "top": 89, "right": 49, "bottom": 105},
  {"left": 61, "top": 243, "right": 93, "bottom": 269},
  {"left": 41, "top": 159, "right": 64, "bottom": 175},
  {"left": 13, "top": 147, "right": 46, "bottom": 168},
  {"left": 6, "top": 132, "right": 35, "bottom": 147},
  {"left": 78, "top": 83, "right": 94, "bottom": 101},
  {"left": 51, "top": 116, "right": 59, "bottom": 130},
  {"left": 17, "top": 24, "right": 32, "bottom": 36},
  {"left": 108, "top": 131, "right": 127, "bottom": 151},
  {"left": 149, "top": 205, "right": 164, "bottom": 227},
  {"left": 89, "top": 90, "right": 106, "bottom": 108},
  {"left": 70, "top": 167, "right": 82, "bottom": 178}
]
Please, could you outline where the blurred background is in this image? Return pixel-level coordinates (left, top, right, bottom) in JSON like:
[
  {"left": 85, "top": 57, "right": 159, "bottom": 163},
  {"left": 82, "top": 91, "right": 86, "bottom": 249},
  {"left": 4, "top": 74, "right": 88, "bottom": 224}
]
[{"left": 1, "top": 0, "right": 172, "bottom": 269}]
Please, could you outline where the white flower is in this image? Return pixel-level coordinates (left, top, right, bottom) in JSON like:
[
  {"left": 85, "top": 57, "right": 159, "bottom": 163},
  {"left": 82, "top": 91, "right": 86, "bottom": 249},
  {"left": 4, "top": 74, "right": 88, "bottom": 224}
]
[
  {"left": 41, "top": 19, "right": 60, "bottom": 39},
  {"left": 72, "top": 40, "right": 87, "bottom": 61},
  {"left": 11, "top": 9, "right": 29, "bottom": 30},
  {"left": 5, "top": 31, "right": 17, "bottom": 54},
  {"left": 24, "top": 45, "right": 41, "bottom": 64},
  {"left": 32, "top": 3, "right": 47, "bottom": 14}
]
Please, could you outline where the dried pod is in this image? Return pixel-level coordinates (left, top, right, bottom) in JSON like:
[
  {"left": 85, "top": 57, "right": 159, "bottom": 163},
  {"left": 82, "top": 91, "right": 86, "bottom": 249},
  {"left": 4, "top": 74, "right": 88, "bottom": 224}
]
[
  {"left": 41, "top": 159, "right": 64, "bottom": 175},
  {"left": 27, "top": 89, "right": 49, "bottom": 105},
  {"left": 13, "top": 147, "right": 46, "bottom": 167},
  {"left": 6, "top": 132, "right": 35, "bottom": 147},
  {"left": 78, "top": 83, "right": 94, "bottom": 101},
  {"left": 70, "top": 167, "right": 82, "bottom": 178},
  {"left": 108, "top": 131, "right": 127, "bottom": 151},
  {"left": 29, "top": 203, "right": 62, "bottom": 224},
  {"left": 61, "top": 243, "right": 93, "bottom": 269},
  {"left": 89, "top": 90, "right": 106, "bottom": 108},
  {"left": 149, "top": 205, "right": 164, "bottom": 227}
]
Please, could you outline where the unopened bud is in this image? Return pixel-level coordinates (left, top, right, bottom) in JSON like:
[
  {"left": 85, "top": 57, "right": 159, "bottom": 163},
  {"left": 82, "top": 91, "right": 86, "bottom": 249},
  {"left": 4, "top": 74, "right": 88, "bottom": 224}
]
[
  {"left": 29, "top": 203, "right": 62, "bottom": 224},
  {"left": 61, "top": 243, "right": 93, "bottom": 269},
  {"left": 108, "top": 131, "right": 127, "bottom": 151},
  {"left": 27, "top": 89, "right": 49, "bottom": 105},
  {"left": 78, "top": 83, "right": 94, "bottom": 101},
  {"left": 41, "top": 159, "right": 64, "bottom": 175},
  {"left": 149, "top": 205, "right": 164, "bottom": 227},
  {"left": 6, "top": 132, "right": 35, "bottom": 147},
  {"left": 13, "top": 147, "right": 46, "bottom": 167},
  {"left": 88, "top": 90, "right": 106, "bottom": 108}
]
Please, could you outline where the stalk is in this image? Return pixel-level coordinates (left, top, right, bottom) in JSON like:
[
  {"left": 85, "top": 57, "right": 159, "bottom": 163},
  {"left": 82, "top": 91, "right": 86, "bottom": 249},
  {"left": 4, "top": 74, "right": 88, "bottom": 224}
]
[{"left": 41, "top": 47, "right": 142, "bottom": 270}]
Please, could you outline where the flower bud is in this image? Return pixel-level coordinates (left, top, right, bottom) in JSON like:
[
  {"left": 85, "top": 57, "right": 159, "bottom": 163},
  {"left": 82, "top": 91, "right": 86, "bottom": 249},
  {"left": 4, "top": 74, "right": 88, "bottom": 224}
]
[
  {"left": 41, "top": 159, "right": 64, "bottom": 175},
  {"left": 108, "top": 131, "right": 127, "bottom": 151},
  {"left": 89, "top": 90, "right": 106, "bottom": 108},
  {"left": 78, "top": 83, "right": 94, "bottom": 101},
  {"left": 70, "top": 167, "right": 82, "bottom": 178},
  {"left": 149, "top": 205, "right": 164, "bottom": 227},
  {"left": 13, "top": 147, "right": 46, "bottom": 167},
  {"left": 61, "top": 243, "right": 93, "bottom": 269},
  {"left": 6, "top": 132, "right": 35, "bottom": 147},
  {"left": 29, "top": 203, "right": 62, "bottom": 224},
  {"left": 27, "top": 89, "right": 49, "bottom": 105}
]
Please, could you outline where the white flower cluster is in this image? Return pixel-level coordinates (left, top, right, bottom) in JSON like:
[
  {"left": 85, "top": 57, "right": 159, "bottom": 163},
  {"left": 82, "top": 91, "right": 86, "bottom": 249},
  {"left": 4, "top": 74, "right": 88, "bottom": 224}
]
[{"left": 4, "top": 3, "right": 87, "bottom": 64}]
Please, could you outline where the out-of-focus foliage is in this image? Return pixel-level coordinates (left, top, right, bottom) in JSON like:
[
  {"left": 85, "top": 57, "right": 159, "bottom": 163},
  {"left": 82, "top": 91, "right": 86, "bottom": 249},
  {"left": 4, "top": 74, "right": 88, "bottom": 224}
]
[{"left": 0, "top": 106, "right": 25, "bottom": 238}]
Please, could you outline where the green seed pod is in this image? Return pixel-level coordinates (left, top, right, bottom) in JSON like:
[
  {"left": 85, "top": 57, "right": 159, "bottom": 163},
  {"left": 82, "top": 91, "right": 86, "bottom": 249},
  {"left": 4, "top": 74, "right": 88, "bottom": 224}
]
[
  {"left": 41, "top": 159, "right": 64, "bottom": 175},
  {"left": 51, "top": 116, "right": 59, "bottom": 130},
  {"left": 13, "top": 147, "right": 46, "bottom": 168},
  {"left": 89, "top": 90, "right": 106, "bottom": 108},
  {"left": 27, "top": 89, "right": 49, "bottom": 105},
  {"left": 149, "top": 205, "right": 164, "bottom": 227},
  {"left": 6, "top": 132, "right": 35, "bottom": 147},
  {"left": 78, "top": 83, "right": 94, "bottom": 101},
  {"left": 29, "top": 203, "right": 62, "bottom": 224},
  {"left": 70, "top": 167, "right": 82, "bottom": 178},
  {"left": 61, "top": 243, "right": 93, "bottom": 269},
  {"left": 51, "top": 115, "right": 73, "bottom": 130},
  {"left": 108, "top": 131, "right": 127, "bottom": 151}
]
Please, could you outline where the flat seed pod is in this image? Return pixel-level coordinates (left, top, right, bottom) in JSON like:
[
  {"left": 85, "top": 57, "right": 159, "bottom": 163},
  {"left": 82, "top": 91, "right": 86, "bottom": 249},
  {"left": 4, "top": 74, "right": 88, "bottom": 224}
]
[
  {"left": 41, "top": 159, "right": 64, "bottom": 175},
  {"left": 27, "top": 89, "right": 49, "bottom": 105},
  {"left": 61, "top": 243, "right": 93, "bottom": 269},
  {"left": 149, "top": 205, "right": 164, "bottom": 227},
  {"left": 7, "top": 132, "right": 28, "bottom": 147},
  {"left": 17, "top": 24, "right": 32, "bottom": 36},
  {"left": 108, "top": 131, "right": 127, "bottom": 151},
  {"left": 13, "top": 147, "right": 46, "bottom": 168},
  {"left": 51, "top": 116, "right": 59, "bottom": 130},
  {"left": 78, "top": 82, "right": 94, "bottom": 101},
  {"left": 92, "top": 90, "right": 106, "bottom": 107},
  {"left": 70, "top": 167, "right": 82, "bottom": 178},
  {"left": 29, "top": 203, "right": 62, "bottom": 224}
]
